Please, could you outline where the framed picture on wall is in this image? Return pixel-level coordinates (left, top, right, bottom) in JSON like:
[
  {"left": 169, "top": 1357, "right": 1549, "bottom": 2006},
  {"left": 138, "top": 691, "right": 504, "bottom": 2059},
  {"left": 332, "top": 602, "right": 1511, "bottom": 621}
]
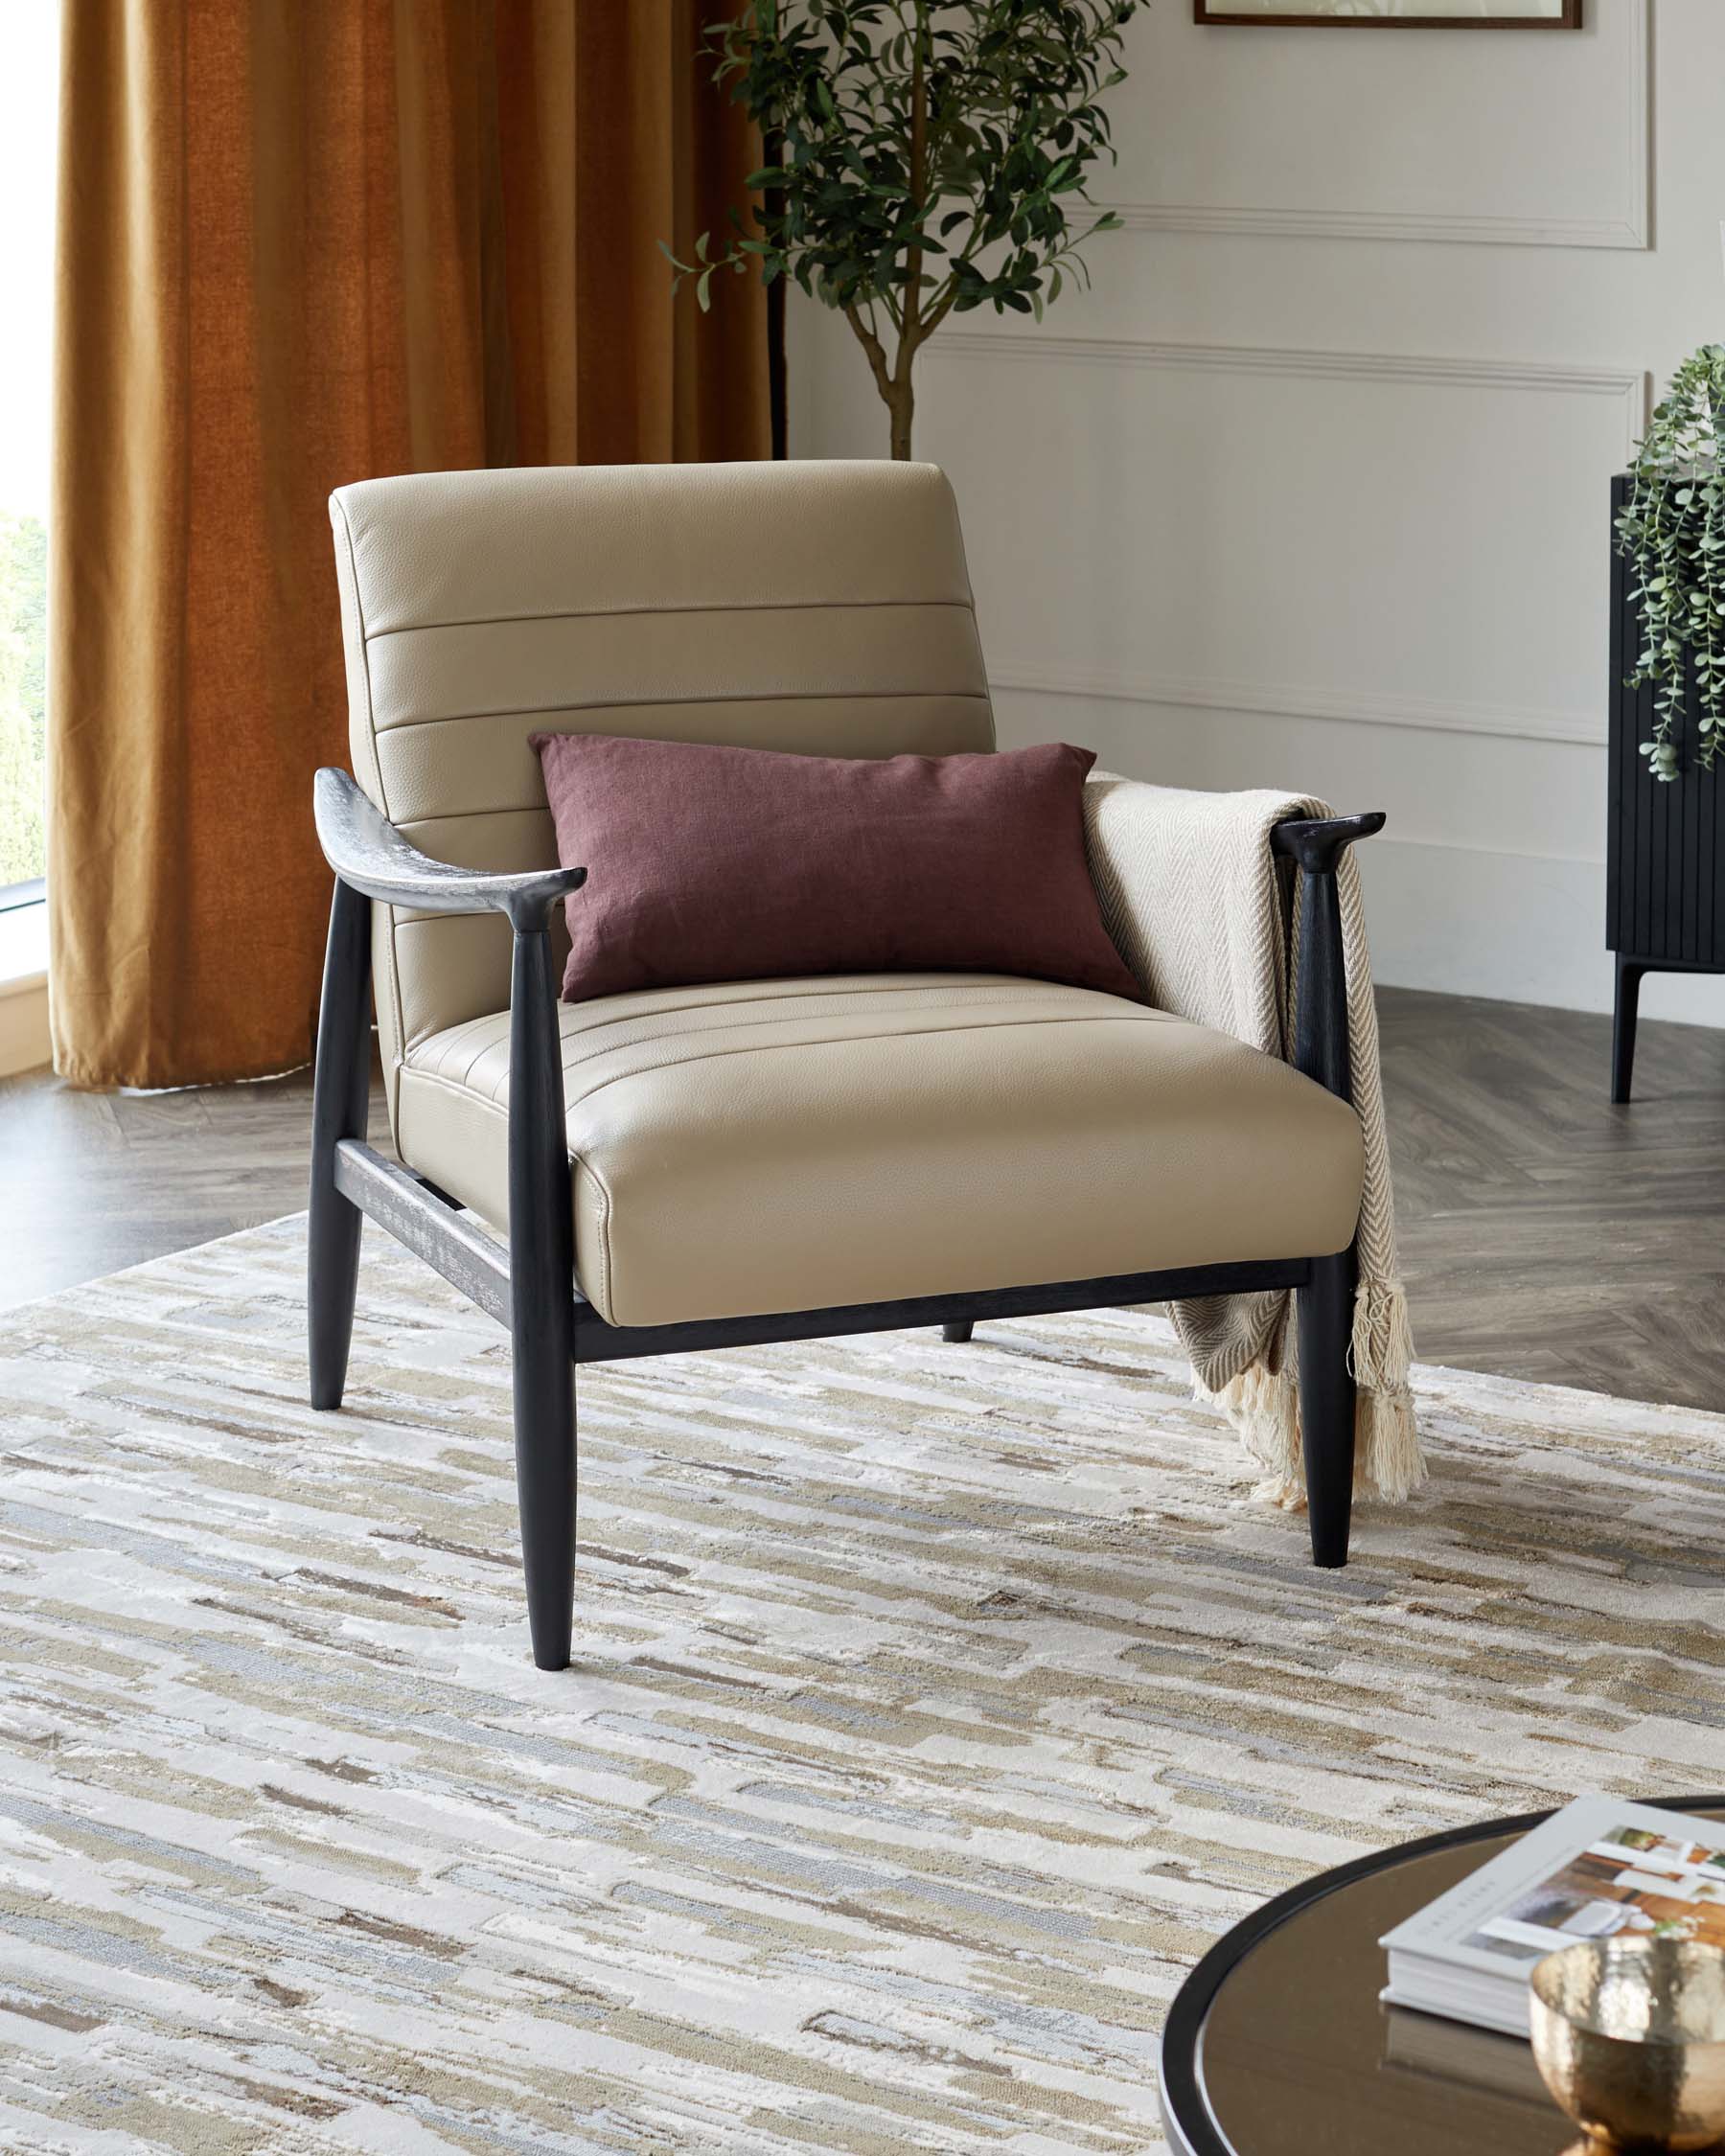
[{"left": 1195, "top": 1, "right": 1579, "bottom": 22}]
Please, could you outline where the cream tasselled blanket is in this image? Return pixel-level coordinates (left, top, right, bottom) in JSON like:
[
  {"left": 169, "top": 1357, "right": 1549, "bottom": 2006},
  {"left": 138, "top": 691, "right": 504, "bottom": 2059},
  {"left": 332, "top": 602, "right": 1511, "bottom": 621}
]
[{"left": 1082, "top": 776, "right": 1422, "bottom": 1503}]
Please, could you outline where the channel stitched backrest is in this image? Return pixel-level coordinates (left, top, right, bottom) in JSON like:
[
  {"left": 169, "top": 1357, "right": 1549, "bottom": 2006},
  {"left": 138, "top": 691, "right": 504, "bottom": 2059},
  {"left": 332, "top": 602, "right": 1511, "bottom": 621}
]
[{"left": 328, "top": 459, "right": 995, "bottom": 1131}]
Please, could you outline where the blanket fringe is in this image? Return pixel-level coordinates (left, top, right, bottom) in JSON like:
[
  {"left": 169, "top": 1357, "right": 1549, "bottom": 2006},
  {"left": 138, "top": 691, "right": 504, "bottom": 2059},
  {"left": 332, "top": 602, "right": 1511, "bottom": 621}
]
[
  {"left": 1352, "top": 1274, "right": 1414, "bottom": 1393},
  {"left": 1198, "top": 1275, "right": 1426, "bottom": 1507},
  {"left": 1199, "top": 1363, "right": 1305, "bottom": 1510},
  {"left": 1350, "top": 1275, "right": 1424, "bottom": 1502}
]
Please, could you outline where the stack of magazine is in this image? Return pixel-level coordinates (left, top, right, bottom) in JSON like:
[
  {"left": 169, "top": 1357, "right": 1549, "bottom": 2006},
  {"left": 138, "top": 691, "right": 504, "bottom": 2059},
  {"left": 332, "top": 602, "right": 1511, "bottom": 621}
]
[{"left": 1381, "top": 1796, "right": 1725, "bottom": 2038}]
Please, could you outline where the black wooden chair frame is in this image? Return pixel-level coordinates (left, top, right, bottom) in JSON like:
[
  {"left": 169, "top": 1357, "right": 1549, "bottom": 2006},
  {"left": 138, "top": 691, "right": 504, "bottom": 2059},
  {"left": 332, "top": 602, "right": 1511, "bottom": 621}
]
[{"left": 308, "top": 767, "right": 1385, "bottom": 1669}]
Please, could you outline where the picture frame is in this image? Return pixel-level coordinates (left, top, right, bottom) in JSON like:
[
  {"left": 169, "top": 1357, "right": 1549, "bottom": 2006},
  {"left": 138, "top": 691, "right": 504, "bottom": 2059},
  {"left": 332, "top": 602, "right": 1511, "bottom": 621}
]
[{"left": 1194, "top": 1, "right": 1580, "bottom": 23}]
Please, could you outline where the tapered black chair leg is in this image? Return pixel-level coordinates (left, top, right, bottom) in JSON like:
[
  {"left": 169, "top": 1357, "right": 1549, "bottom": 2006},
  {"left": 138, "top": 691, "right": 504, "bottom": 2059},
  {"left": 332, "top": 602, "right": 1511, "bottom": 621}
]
[
  {"left": 941, "top": 1321, "right": 975, "bottom": 1343},
  {"left": 309, "top": 877, "right": 372, "bottom": 1411},
  {"left": 507, "top": 924, "right": 577, "bottom": 1671},
  {"left": 1270, "top": 815, "right": 1380, "bottom": 1571},
  {"left": 1611, "top": 954, "right": 1644, "bottom": 1105},
  {"left": 1298, "top": 1248, "right": 1357, "bottom": 1568}
]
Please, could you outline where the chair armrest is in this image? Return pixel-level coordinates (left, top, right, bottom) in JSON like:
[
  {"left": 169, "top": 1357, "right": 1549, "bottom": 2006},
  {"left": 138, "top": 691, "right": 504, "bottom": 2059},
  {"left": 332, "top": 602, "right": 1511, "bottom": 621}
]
[
  {"left": 1269, "top": 811, "right": 1386, "bottom": 874},
  {"left": 313, "top": 767, "right": 586, "bottom": 933},
  {"left": 1270, "top": 812, "right": 1386, "bottom": 1108},
  {"left": 312, "top": 769, "right": 577, "bottom": 1359}
]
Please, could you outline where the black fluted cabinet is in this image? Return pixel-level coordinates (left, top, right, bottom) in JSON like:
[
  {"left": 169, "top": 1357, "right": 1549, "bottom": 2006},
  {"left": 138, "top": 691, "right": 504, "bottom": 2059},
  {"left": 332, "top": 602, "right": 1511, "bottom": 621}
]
[{"left": 1607, "top": 471, "right": 1725, "bottom": 1101}]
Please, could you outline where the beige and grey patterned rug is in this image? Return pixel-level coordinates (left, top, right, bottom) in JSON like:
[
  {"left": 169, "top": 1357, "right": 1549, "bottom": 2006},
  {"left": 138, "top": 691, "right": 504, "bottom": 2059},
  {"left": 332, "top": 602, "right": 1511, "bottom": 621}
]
[{"left": 2, "top": 1215, "right": 1724, "bottom": 2153}]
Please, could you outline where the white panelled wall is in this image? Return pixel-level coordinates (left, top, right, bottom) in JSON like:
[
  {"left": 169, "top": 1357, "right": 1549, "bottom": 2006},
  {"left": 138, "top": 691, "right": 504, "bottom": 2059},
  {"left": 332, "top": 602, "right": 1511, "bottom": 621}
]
[{"left": 787, "top": 0, "right": 1725, "bottom": 1022}]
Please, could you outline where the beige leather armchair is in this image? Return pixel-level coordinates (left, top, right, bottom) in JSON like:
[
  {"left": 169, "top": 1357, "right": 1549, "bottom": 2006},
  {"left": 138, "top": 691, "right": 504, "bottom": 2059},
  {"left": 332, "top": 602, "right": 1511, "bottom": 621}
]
[{"left": 310, "top": 461, "right": 1375, "bottom": 1669}]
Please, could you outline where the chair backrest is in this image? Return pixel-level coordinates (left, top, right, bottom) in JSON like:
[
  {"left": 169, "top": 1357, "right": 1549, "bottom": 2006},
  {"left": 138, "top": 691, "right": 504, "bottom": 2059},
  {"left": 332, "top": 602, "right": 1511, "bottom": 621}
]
[{"left": 329, "top": 459, "right": 995, "bottom": 1126}]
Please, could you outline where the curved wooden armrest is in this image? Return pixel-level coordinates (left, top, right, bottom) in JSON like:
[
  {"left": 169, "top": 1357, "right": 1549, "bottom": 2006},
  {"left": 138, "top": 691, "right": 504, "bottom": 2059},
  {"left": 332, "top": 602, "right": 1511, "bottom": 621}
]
[
  {"left": 313, "top": 767, "right": 586, "bottom": 932},
  {"left": 1269, "top": 811, "right": 1387, "bottom": 1108},
  {"left": 1269, "top": 811, "right": 1387, "bottom": 874}
]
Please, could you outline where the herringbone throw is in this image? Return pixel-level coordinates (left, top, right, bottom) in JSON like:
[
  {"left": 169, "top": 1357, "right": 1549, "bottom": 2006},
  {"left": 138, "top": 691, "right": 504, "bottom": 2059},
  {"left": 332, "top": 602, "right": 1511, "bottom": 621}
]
[{"left": 1083, "top": 775, "right": 1422, "bottom": 1502}]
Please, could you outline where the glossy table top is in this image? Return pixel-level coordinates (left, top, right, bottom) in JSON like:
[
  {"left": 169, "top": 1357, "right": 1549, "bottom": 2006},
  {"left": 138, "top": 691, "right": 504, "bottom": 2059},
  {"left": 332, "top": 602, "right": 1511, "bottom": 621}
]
[{"left": 1160, "top": 1800, "right": 1725, "bottom": 2156}]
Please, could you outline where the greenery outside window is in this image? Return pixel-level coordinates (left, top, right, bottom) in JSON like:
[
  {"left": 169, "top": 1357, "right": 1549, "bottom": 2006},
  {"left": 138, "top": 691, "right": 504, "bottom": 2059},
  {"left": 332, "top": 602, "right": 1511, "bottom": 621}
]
[
  {"left": 0, "top": 10, "right": 57, "bottom": 918},
  {"left": 0, "top": 515, "right": 47, "bottom": 902}
]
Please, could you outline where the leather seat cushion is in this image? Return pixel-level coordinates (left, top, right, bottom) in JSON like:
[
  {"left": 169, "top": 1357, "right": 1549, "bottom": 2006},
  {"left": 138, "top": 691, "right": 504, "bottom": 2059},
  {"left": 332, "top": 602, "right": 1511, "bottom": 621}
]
[{"left": 395, "top": 973, "right": 1367, "bottom": 1329}]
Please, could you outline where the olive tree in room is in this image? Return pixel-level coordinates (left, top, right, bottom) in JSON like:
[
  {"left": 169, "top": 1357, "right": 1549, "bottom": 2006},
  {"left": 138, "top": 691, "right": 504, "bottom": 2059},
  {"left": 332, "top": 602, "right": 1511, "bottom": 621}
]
[{"left": 669, "top": 0, "right": 1143, "bottom": 459}]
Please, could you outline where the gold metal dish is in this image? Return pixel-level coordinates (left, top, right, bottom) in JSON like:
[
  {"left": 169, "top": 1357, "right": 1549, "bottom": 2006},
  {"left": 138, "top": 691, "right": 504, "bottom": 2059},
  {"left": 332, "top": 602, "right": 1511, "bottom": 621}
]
[{"left": 1530, "top": 1936, "right": 1725, "bottom": 2150}]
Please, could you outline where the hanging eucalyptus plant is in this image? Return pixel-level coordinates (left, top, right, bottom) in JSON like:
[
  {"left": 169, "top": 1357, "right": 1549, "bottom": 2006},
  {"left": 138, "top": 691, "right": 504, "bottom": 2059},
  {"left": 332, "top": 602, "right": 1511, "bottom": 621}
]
[
  {"left": 1616, "top": 345, "right": 1725, "bottom": 781},
  {"left": 667, "top": 1, "right": 1142, "bottom": 460}
]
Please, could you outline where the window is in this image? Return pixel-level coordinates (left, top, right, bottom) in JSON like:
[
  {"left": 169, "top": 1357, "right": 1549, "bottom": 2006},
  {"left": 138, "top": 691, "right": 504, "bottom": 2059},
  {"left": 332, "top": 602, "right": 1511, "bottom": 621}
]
[{"left": 0, "top": 8, "right": 58, "bottom": 909}]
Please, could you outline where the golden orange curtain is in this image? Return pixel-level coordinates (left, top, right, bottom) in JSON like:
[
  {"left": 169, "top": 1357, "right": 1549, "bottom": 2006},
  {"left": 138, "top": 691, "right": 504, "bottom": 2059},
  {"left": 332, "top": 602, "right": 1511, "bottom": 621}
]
[{"left": 50, "top": 0, "right": 769, "bottom": 1089}]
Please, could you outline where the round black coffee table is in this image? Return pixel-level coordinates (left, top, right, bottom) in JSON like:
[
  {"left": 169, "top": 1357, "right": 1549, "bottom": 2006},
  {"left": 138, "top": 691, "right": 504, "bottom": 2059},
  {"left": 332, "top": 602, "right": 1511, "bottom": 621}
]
[{"left": 1159, "top": 1795, "right": 1725, "bottom": 2156}]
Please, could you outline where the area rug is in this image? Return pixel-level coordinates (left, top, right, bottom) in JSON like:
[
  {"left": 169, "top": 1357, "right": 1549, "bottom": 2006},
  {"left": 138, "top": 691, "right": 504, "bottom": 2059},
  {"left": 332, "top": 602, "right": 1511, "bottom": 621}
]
[{"left": 2, "top": 1218, "right": 1723, "bottom": 2154}]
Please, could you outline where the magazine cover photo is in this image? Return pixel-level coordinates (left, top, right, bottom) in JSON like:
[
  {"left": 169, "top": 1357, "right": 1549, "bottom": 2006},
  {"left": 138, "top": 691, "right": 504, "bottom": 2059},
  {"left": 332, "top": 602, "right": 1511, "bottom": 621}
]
[{"left": 1468, "top": 1824, "right": 1725, "bottom": 1966}]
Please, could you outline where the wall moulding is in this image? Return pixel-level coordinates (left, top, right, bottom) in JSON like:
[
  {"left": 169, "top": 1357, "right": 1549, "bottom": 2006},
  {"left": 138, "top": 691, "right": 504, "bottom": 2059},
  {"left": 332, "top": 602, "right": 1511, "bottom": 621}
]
[
  {"left": 1094, "top": 0, "right": 1648, "bottom": 250},
  {"left": 932, "top": 329, "right": 1649, "bottom": 457},
  {"left": 987, "top": 660, "right": 1607, "bottom": 750},
  {"left": 928, "top": 333, "right": 1650, "bottom": 751},
  {"left": 1093, "top": 199, "right": 1645, "bottom": 250}
]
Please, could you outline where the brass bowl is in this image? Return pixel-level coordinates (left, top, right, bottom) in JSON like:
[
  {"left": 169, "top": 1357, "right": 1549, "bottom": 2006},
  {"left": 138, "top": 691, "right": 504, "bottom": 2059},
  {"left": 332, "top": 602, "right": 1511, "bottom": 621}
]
[{"left": 1530, "top": 1936, "right": 1725, "bottom": 2150}]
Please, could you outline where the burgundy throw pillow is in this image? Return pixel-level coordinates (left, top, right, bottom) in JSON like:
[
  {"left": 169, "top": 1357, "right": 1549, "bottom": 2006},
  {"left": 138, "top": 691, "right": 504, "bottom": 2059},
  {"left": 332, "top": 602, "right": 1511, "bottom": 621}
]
[{"left": 528, "top": 732, "right": 1143, "bottom": 1006}]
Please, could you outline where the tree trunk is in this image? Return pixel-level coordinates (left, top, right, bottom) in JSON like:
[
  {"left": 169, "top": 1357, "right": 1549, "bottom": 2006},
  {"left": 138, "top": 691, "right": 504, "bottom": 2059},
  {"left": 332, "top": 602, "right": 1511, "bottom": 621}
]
[
  {"left": 887, "top": 376, "right": 915, "bottom": 460},
  {"left": 894, "top": 17, "right": 925, "bottom": 464},
  {"left": 841, "top": 308, "right": 916, "bottom": 459}
]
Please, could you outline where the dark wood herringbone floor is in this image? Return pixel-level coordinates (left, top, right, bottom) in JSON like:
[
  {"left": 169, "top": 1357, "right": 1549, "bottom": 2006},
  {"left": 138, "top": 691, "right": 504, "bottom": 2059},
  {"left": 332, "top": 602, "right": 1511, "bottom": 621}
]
[
  {"left": 0, "top": 1060, "right": 391, "bottom": 1310},
  {"left": 3, "top": 986, "right": 1723, "bottom": 1410},
  {"left": 1376, "top": 988, "right": 1725, "bottom": 1409}
]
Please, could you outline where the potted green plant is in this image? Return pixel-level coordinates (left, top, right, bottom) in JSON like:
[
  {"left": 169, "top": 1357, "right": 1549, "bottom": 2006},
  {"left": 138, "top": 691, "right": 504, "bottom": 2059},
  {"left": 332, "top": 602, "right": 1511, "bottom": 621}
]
[
  {"left": 1607, "top": 349, "right": 1725, "bottom": 1101},
  {"left": 670, "top": 0, "right": 1143, "bottom": 459},
  {"left": 1615, "top": 345, "right": 1725, "bottom": 781}
]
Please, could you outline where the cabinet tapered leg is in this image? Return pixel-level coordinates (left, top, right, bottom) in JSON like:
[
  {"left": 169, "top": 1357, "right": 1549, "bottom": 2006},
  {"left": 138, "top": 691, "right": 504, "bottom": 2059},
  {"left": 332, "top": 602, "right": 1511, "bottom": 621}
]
[{"left": 1611, "top": 954, "right": 1644, "bottom": 1105}]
